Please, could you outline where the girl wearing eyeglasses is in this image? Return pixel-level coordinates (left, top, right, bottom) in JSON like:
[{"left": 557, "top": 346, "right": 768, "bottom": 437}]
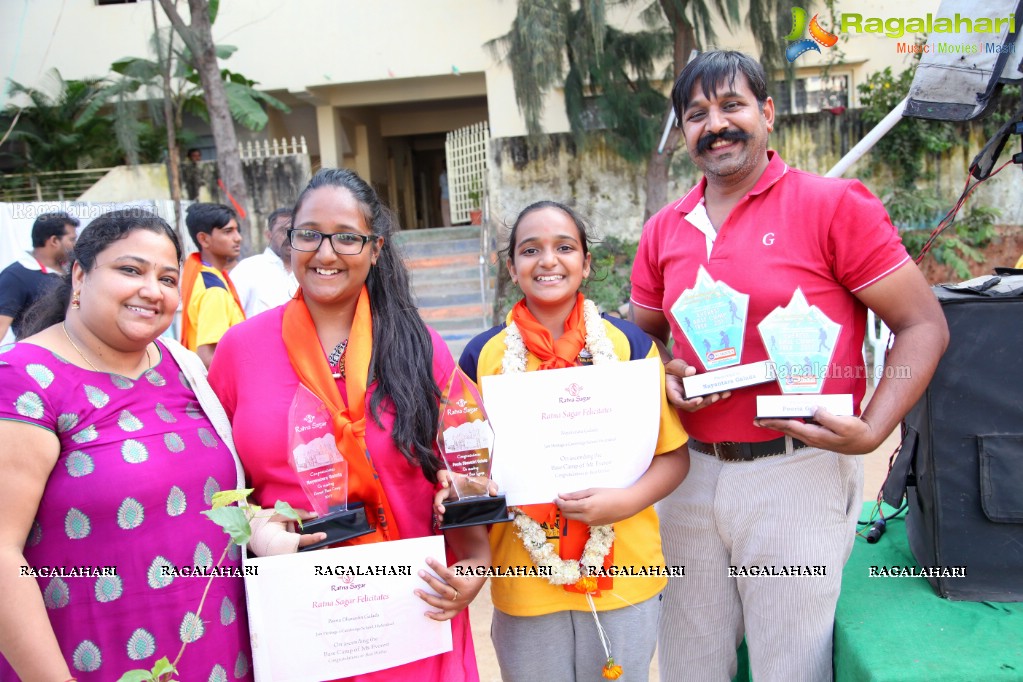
[{"left": 208, "top": 169, "right": 490, "bottom": 681}]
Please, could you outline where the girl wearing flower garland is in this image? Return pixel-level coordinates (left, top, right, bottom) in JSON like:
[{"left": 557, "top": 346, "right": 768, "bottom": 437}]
[{"left": 457, "top": 201, "right": 689, "bottom": 681}]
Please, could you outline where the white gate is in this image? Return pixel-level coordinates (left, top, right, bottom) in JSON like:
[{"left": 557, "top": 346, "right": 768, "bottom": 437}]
[{"left": 445, "top": 121, "right": 489, "bottom": 225}]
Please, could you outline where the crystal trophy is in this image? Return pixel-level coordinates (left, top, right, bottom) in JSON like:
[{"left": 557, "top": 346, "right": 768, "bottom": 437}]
[
  {"left": 288, "top": 384, "right": 373, "bottom": 551},
  {"left": 755, "top": 288, "right": 854, "bottom": 418},
  {"left": 436, "top": 368, "right": 512, "bottom": 529},
  {"left": 670, "top": 266, "right": 775, "bottom": 397}
]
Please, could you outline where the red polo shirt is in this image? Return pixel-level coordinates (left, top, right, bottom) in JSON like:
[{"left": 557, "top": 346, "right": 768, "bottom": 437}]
[{"left": 631, "top": 152, "right": 910, "bottom": 443}]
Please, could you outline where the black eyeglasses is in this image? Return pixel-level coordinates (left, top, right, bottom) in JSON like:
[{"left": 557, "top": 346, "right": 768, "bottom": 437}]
[{"left": 287, "top": 228, "right": 373, "bottom": 255}]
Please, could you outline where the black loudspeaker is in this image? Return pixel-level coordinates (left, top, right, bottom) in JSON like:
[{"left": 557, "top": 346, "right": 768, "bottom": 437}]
[{"left": 884, "top": 275, "right": 1023, "bottom": 601}]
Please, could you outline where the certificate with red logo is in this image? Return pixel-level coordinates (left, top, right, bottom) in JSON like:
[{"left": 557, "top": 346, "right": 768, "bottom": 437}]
[
  {"left": 481, "top": 358, "right": 660, "bottom": 506},
  {"left": 245, "top": 535, "right": 451, "bottom": 681}
]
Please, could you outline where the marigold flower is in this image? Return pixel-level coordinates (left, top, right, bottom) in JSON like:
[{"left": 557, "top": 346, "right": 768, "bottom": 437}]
[
  {"left": 602, "top": 657, "right": 623, "bottom": 679},
  {"left": 576, "top": 576, "right": 598, "bottom": 593}
]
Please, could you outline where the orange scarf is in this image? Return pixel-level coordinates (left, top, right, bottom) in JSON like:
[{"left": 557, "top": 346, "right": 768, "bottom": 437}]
[
  {"left": 510, "top": 293, "right": 587, "bottom": 370},
  {"left": 180, "top": 252, "right": 245, "bottom": 349},
  {"left": 282, "top": 286, "right": 396, "bottom": 545},
  {"left": 513, "top": 294, "right": 614, "bottom": 593}
]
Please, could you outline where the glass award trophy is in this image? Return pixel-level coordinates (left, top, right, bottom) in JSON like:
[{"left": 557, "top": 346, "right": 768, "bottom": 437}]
[
  {"left": 756, "top": 288, "right": 854, "bottom": 418},
  {"left": 288, "top": 385, "right": 374, "bottom": 551},
  {"left": 436, "top": 368, "right": 512, "bottom": 529},
  {"left": 670, "top": 266, "right": 775, "bottom": 397}
]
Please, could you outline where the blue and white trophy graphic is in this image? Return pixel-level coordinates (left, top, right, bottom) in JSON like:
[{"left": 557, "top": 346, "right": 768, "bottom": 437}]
[
  {"left": 755, "top": 289, "right": 853, "bottom": 418},
  {"left": 670, "top": 266, "right": 774, "bottom": 397}
]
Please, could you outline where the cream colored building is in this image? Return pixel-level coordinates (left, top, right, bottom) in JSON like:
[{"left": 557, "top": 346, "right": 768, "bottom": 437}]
[{"left": 1, "top": 0, "right": 955, "bottom": 228}]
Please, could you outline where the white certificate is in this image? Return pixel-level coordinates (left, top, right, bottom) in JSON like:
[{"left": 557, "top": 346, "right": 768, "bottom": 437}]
[
  {"left": 481, "top": 357, "right": 661, "bottom": 506},
  {"left": 245, "top": 535, "right": 452, "bottom": 682}
]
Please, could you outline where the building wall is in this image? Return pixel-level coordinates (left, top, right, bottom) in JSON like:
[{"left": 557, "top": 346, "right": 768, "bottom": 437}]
[
  {"left": 3, "top": 1, "right": 953, "bottom": 139},
  {"left": 489, "top": 135, "right": 694, "bottom": 242},
  {"left": 9, "top": 0, "right": 1019, "bottom": 236},
  {"left": 489, "top": 111, "right": 1023, "bottom": 244}
]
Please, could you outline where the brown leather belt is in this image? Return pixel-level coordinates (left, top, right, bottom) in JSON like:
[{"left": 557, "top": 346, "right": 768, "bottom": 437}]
[{"left": 689, "top": 436, "right": 807, "bottom": 462}]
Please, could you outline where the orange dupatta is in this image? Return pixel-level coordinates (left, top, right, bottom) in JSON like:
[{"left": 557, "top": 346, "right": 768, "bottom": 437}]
[
  {"left": 512, "top": 293, "right": 614, "bottom": 593},
  {"left": 281, "top": 286, "right": 397, "bottom": 544},
  {"left": 510, "top": 293, "right": 587, "bottom": 370},
  {"left": 180, "top": 253, "right": 245, "bottom": 349}
]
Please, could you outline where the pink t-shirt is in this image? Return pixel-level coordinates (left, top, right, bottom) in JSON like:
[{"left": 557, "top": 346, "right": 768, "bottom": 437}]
[
  {"left": 209, "top": 306, "right": 480, "bottom": 682},
  {"left": 631, "top": 152, "right": 910, "bottom": 443}
]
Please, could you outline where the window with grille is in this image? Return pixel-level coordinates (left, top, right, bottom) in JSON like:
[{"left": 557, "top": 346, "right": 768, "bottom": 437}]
[{"left": 772, "top": 74, "right": 850, "bottom": 115}]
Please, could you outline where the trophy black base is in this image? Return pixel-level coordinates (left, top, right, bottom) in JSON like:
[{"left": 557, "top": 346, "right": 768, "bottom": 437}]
[
  {"left": 298, "top": 502, "right": 375, "bottom": 552},
  {"left": 441, "top": 495, "right": 514, "bottom": 530}
]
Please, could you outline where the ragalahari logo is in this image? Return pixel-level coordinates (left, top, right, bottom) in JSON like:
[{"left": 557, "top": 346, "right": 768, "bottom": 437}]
[{"left": 785, "top": 7, "right": 839, "bottom": 62}]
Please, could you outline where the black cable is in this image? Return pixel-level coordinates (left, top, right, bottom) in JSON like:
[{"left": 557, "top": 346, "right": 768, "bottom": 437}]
[{"left": 857, "top": 500, "right": 907, "bottom": 526}]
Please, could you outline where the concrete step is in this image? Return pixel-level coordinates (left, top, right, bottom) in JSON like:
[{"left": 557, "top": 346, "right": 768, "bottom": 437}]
[
  {"left": 420, "top": 303, "right": 486, "bottom": 322},
  {"left": 409, "top": 263, "right": 481, "bottom": 284},
  {"left": 428, "top": 315, "right": 492, "bottom": 333},
  {"left": 414, "top": 290, "right": 483, "bottom": 309},
  {"left": 398, "top": 225, "right": 493, "bottom": 358},
  {"left": 412, "top": 282, "right": 482, "bottom": 301},
  {"left": 431, "top": 316, "right": 491, "bottom": 360},
  {"left": 411, "top": 274, "right": 495, "bottom": 296},
  {"left": 393, "top": 225, "right": 480, "bottom": 244},
  {"left": 397, "top": 237, "right": 478, "bottom": 260},
  {"left": 405, "top": 252, "right": 478, "bottom": 271}
]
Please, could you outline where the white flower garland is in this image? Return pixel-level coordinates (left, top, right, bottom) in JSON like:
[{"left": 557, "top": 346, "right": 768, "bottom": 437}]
[
  {"left": 504, "top": 298, "right": 617, "bottom": 590},
  {"left": 512, "top": 513, "right": 614, "bottom": 586}
]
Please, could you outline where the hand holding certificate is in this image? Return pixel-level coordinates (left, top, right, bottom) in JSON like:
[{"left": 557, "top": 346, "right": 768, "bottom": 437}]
[
  {"left": 481, "top": 357, "right": 661, "bottom": 506},
  {"left": 671, "top": 266, "right": 775, "bottom": 398}
]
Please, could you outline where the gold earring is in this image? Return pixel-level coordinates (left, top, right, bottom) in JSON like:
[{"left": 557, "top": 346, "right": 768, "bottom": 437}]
[{"left": 71, "top": 291, "right": 81, "bottom": 309}]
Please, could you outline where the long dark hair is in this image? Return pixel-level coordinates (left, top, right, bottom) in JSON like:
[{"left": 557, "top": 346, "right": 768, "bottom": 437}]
[
  {"left": 20, "top": 209, "right": 181, "bottom": 337},
  {"left": 293, "top": 168, "right": 443, "bottom": 482}
]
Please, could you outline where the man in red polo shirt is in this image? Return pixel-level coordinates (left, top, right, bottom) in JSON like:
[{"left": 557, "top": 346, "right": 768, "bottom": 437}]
[{"left": 630, "top": 50, "right": 948, "bottom": 681}]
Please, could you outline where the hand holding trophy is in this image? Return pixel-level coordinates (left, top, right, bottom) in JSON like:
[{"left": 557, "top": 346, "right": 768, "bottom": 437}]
[
  {"left": 288, "top": 384, "right": 374, "bottom": 550},
  {"left": 671, "top": 266, "right": 775, "bottom": 397},
  {"left": 436, "top": 368, "right": 512, "bottom": 529}
]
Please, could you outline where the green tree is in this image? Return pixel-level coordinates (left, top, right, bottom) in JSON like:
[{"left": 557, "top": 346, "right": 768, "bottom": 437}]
[
  {"left": 857, "top": 65, "right": 955, "bottom": 190},
  {"left": 94, "top": 6, "right": 288, "bottom": 233},
  {"left": 2, "top": 69, "right": 121, "bottom": 172},
  {"left": 155, "top": 0, "right": 255, "bottom": 241},
  {"left": 491, "top": 0, "right": 798, "bottom": 221},
  {"left": 101, "top": 39, "right": 289, "bottom": 163}
]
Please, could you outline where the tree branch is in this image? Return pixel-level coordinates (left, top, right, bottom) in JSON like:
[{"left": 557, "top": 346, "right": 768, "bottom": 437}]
[{"left": 154, "top": 0, "right": 200, "bottom": 56}]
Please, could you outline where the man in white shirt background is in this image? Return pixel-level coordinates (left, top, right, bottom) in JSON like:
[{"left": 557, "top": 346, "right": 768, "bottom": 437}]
[{"left": 230, "top": 207, "right": 298, "bottom": 318}]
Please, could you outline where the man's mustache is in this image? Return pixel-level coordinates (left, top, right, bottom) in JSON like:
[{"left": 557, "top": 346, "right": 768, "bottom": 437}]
[{"left": 696, "top": 128, "right": 751, "bottom": 154}]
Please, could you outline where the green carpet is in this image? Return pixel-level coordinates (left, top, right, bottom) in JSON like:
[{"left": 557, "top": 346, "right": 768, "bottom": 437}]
[{"left": 834, "top": 503, "right": 1023, "bottom": 681}]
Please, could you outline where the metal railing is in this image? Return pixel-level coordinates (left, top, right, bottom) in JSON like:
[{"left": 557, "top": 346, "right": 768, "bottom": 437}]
[
  {"left": 238, "top": 136, "right": 309, "bottom": 160},
  {"left": 0, "top": 167, "right": 113, "bottom": 202}
]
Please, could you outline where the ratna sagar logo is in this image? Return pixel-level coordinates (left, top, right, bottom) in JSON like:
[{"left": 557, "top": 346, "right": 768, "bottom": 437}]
[
  {"left": 785, "top": 7, "right": 838, "bottom": 62},
  {"left": 559, "top": 382, "right": 591, "bottom": 403}
]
